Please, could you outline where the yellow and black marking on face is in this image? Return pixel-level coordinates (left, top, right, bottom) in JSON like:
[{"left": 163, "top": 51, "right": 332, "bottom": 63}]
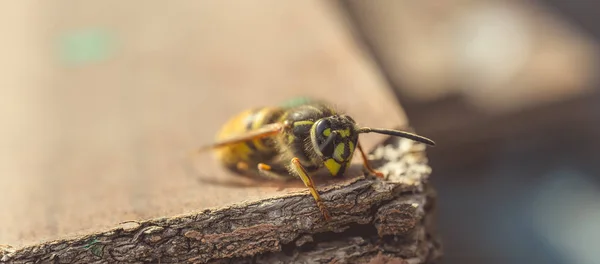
[{"left": 309, "top": 115, "right": 358, "bottom": 177}]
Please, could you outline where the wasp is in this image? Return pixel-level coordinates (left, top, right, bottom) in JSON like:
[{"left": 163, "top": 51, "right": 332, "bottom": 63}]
[{"left": 199, "top": 98, "right": 435, "bottom": 220}]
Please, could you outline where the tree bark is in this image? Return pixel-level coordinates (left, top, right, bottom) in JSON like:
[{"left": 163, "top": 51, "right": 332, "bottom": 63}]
[{"left": 0, "top": 137, "right": 441, "bottom": 264}]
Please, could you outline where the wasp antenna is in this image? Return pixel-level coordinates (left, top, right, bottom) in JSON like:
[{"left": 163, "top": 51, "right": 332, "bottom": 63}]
[{"left": 357, "top": 127, "right": 435, "bottom": 146}]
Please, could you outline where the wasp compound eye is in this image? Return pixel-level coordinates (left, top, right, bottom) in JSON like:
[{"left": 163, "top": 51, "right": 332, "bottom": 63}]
[
  {"left": 314, "top": 119, "right": 331, "bottom": 138},
  {"left": 313, "top": 119, "right": 334, "bottom": 157}
]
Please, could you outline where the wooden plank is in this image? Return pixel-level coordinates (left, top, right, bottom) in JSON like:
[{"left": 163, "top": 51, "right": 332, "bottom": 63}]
[
  {"left": 1, "top": 137, "right": 440, "bottom": 264},
  {"left": 0, "top": 0, "right": 409, "bottom": 248}
]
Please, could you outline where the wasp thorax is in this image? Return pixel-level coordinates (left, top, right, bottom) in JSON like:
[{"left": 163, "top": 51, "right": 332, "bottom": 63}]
[{"left": 311, "top": 115, "right": 358, "bottom": 164}]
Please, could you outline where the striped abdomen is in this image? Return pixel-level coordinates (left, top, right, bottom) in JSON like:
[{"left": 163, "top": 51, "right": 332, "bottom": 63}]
[{"left": 214, "top": 107, "right": 284, "bottom": 171}]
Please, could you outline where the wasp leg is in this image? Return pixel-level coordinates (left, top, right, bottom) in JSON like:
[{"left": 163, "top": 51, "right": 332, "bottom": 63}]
[
  {"left": 290, "top": 157, "right": 332, "bottom": 221},
  {"left": 257, "top": 163, "right": 292, "bottom": 181},
  {"left": 237, "top": 161, "right": 249, "bottom": 171},
  {"left": 357, "top": 140, "right": 385, "bottom": 178}
]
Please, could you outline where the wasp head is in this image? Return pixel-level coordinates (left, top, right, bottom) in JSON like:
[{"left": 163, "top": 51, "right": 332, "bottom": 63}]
[{"left": 310, "top": 115, "right": 358, "bottom": 176}]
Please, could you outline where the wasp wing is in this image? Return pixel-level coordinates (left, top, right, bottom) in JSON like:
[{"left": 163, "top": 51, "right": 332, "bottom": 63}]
[{"left": 197, "top": 122, "right": 285, "bottom": 152}]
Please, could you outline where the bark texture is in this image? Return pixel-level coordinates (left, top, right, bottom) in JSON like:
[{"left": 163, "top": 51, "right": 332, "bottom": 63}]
[{"left": 0, "top": 137, "right": 441, "bottom": 264}]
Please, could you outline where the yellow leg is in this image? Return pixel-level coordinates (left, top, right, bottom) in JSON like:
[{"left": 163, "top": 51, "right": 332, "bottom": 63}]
[
  {"left": 258, "top": 163, "right": 271, "bottom": 171},
  {"left": 357, "top": 141, "right": 385, "bottom": 178},
  {"left": 291, "top": 158, "right": 331, "bottom": 221},
  {"left": 236, "top": 161, "right": 249, "bottom": 171},
  {"left": 257, "top": 163, "right": 290, "bottom": 181}
]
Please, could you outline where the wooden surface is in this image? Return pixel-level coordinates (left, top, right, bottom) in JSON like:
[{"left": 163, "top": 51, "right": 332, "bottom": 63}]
[
  {"left": 0, "top": 138, "right": 440, "bottom": 264},
  {"left": 0, "top": 1, "right": 408, "bottom": 248}
]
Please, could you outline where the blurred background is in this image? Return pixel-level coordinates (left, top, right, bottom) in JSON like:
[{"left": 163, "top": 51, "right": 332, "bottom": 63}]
[
  {"left": 1, "top": 1, "right": 599, "bottom": 263},
  {"left": 343, "top": 1, "right": 600, "bottom": 264}
]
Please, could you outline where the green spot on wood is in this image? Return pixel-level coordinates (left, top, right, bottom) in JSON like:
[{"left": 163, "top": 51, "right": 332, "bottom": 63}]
[{"left": 59, "top": 29, "right": 115, "bottom": 65}]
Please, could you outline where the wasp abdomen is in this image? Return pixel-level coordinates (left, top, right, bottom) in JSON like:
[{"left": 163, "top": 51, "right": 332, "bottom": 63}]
[{"left": 214, "top": 107, "right": 284, "bottom": 172}]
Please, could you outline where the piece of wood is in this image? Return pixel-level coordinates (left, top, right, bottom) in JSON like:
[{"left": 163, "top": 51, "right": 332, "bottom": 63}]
[
  {"left": 0, "top": 1, "right": 408, "bottom": 248},
  {"left": 0, "top": 137, "right": 440, "bottom": 264}
]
